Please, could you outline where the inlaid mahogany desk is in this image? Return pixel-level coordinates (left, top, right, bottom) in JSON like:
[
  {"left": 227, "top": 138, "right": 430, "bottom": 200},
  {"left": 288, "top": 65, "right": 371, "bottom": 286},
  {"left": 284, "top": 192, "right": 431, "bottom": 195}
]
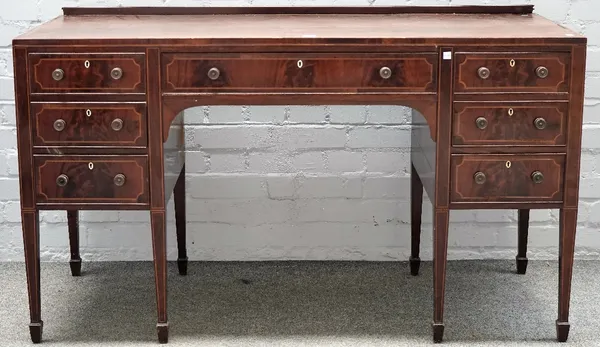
[{"left": 12, "top": 5, "right": 586, "bottom": 344}]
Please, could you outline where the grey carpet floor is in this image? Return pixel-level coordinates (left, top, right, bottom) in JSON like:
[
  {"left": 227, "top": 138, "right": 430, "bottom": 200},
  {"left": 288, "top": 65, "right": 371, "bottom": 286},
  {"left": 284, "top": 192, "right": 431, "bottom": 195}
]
[{"left": 0, "top": 260, "right": 599, "bottom": 347}]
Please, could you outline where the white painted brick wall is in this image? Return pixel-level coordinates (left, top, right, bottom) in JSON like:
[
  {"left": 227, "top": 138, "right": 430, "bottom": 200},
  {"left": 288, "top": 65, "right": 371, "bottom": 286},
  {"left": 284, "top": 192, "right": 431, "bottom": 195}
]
[{"left": 1, "top": 0, "right": 599, "bottom": 262}]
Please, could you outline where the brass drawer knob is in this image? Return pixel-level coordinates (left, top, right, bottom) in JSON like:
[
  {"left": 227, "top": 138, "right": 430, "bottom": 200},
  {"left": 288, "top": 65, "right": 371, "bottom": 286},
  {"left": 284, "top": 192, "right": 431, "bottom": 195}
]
[
  {"left": 53, "top": 119, "right": 66, "bottom": 132},
  {"left": 534, "top": 117, "right": 547, "bottom": 130},
  {"left": 531, "top": 171, "right": 544, "bottom": 184},
  {"left": 477, "top": 67, "right": 491, "bottom": 80},
  {"left": 474, "top": 171, "right": 486, "bottom": 185},
  {"left": 56, "top": 174, "right": 69, "bottom": 187},
  {"left": 379, "top": 66, "right": 392, "bottom": 79},
  {"left": 111, "top": 118, "right": 124, "bottom": 131},
  {"left": 114, "top": 174, "right": 126, "bottom": 187},
  {"left": 476, "top": 117, "right": 488, "bottom": 130},
  {"left": 535, "top": 66, "right": 549, "bottom": 79},
  {"left": 208, "top": 67, "right": 220, "bottom": 80},
  {"left": 110, "top": 67, "right": 123, "bottom": 80},
  {"left": 52, "top": 68, "right": 65, "bottom": 81}
]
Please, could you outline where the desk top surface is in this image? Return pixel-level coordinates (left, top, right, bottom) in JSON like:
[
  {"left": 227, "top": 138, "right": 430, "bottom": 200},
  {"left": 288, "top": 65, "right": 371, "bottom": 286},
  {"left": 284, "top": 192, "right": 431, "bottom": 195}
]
[{"left": 14, "top": 6, "right": 584, "bottom": 44}]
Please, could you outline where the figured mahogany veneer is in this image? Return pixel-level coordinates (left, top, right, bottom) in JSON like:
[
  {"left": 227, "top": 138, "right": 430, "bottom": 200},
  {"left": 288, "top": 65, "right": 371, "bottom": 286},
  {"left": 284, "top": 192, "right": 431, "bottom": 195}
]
[
  {"left": 162, "top": 53, "right": 438, "bottom": 92},
  {"left": 12, "top": 5, "right": 587, "bottom": 345},
  {"left": 29, "top": 53, "right": 146, "bottom": 93},
  {"left": 31, "top": 103, "right": 147, "bottom": 147},
  {"left": 450, "top": 154, "right": 565, "bottom": 203},
  {"left": 455, "top": 53, "right": 570, "bottom": 93},
  {"left": 452, "top": 102, "right": 568, "bottom": 146},
  {"left": 34, "top": 156, "right": 149, "bottom": 204}
]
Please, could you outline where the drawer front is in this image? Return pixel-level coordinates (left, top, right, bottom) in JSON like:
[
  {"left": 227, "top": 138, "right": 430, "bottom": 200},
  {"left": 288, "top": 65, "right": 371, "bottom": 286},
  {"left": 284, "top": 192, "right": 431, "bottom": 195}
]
[
  {"left": 455, "top": 53, "right": 570, "bottom": 93},
  {"left": 35, "top": 156, "right": 149, "bottom": 204},
  {"left": 452, "top": 103, "right": 567, "bottom": 146},
  {"left": 451, "top": 155, "right": 564, "bottom": 203},
  {"left": 32, "top": 103, "right": 147, "bottom": 147},
  {"left": 29, "top": 53, "right": 146, "bottom": 93},
  {"left": 162, "top": 53, "right": 437, "bottom": 92}
]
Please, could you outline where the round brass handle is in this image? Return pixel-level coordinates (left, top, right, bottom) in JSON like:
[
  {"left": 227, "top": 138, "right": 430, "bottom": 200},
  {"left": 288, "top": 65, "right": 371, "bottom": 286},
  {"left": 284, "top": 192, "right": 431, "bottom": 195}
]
[
  {"left": 474, "top": 172, "right": 486, "bottom": 185},
  {"left": 110, "top": 67, "right": 123, "bottom": 80},
  {"left": 114, "top": 174, "right": 126, "bottom": 187},
  {"left": 477, "top": 67, "right": 491, "bottom": 80},
  {"left": 531, "top": 171, "right": 544, "bottom": 184},
  {"left": 53, "top": 119, "right": 66, "bottom": 132},
  {"left": 534, "top": 117, "right": 547, "bottom": 130},
  {"left": 207, "top": 67, "right": 220, "bottom": 80},
  {"left": 56, "top": 174, "right": 69, "bottom": 187},
  {"left": 111, "top": 118, "right": 123, "bottom": 131},
  {"left": 535, "top": 66, "right": 549, "bottom": 79},
  {"left": 52, "top": 69, "right": 65, "bottom": 81},
  {"left": 379, "top": 66, "right": 392, "bottom": 79},
  {"left": 476, "top": 117, "right": 488, "bottom": 130}
]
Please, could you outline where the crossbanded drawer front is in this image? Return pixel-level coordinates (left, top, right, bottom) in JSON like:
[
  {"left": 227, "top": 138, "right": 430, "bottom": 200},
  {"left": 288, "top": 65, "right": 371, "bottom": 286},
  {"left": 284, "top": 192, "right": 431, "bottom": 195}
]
[
  {"left": 162, "top": 53, "right": 437, "bottom": 92},
  {"left": 32, "top": 103, "right": 147, "bottom": 147},
  {"left": 454, "top": 53, "right": 570, "bottom": 93},
  {"left": 452, "top": 102, "right": 567, "bottom": 146},
  {"left": 29, "top": 53, "right": 146, "bottom": 93},
  {"left": 450, "top": 154, "right": 565, "bottom": 203},
  {"left": 34, "top": 156, "right": 149, "bottom": 204}
]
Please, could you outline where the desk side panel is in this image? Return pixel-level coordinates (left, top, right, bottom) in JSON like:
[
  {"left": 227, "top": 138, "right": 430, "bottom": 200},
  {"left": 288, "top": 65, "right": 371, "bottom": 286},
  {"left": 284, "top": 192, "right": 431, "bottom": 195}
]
[
  {"left": 13, "top": 47, "right": 35, "bottom": 209},
  {"left": 163, "top": 112, "right": 185, "bottom": 205},
  {"left": 411, "top": 109, "right": 436, "bottom": 202},
  {"left": 564, "top": 44, "right": 586, "bottom": 208}
]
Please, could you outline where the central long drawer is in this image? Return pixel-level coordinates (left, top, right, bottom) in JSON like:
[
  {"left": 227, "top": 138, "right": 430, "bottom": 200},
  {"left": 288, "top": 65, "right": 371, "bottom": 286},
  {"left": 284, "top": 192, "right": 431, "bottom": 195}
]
[{"left": 161, "top": 53, "right": 438, "bottom": 92}]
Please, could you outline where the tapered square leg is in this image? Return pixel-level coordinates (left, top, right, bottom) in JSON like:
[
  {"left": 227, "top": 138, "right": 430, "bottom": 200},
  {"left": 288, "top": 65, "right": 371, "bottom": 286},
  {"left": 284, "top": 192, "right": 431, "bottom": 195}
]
[
  {"left": 147, "top": 48, "right": 170, "bottom": 343},
  {"left": 432, "top": 322, "right": 444, "bottom": 343},
  {"left": 516, "top": 209, "right": 530, "bottom": 275},
  {"left": 67, "top": 210, "right": 82, "bottom": 276},
  {"left": 69, "top": 259, "right": 82, "bottom": 277},
  {"left": 157, "top": 322, "right": 169, "bottom": 344},
  {"left": 151, "top": 210, "right": 169, "bottom": 343},
  {"left": 174, "top": 165, "right": 188, "bottom": 276},
  {"left": 556, "top": 320, "right": 570, "bottom": 342},
  {"left": 409, "top": 257, "right": 421, "bottom": 277},
  {"left": 515, "top": 257, "right": 528, "bottom": 276},
  {"left": 29, "top": 322, "right": 43, "bottom": 344},
  {"left": 22, "top": 210, "right": 43, "bottom": 343},
  {"left": 432, "top": 209, "right": 450, "bottom": 343},
  {"left": 177, "top": 257, "right": 188, "bottom": 276},
  {"left": 410, "top": 163, "right": 424, "bottom": 276},
  {"left": 557, "top": 208, "right": 577, "bottom": 342}
]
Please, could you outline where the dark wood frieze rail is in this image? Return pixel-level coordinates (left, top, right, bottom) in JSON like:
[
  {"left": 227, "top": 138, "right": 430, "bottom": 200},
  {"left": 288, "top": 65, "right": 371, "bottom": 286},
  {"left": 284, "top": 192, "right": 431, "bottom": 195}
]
[
  {"left": 61, "top": 5, "right": 535, "bottom": 15},
  {"left": 12, "top": 4, "right": 586, "bottom": 345}
]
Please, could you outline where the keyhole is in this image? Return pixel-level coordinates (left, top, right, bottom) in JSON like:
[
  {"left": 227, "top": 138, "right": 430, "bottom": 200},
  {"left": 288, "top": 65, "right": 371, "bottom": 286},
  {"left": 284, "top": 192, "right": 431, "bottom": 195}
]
[
  {"left": 84, "top": 60, "right": 90, "bottom": 69},
  {"left": 88, "top": 162, "right": 94, "bottom": 170},
  {"left": 508, "top": 108, "right": 514, "bottom": 116},
  {"left": 86, "top": 109, "right": 92, "bottom": 117},
  {"left": 509, "top": 59, "right": 516, "bottom": 68},
  {"left": 506, "top": 161, "right": 512, "bottom": 169},
  {"left": 297, "top": 60, "right": 303, "bottom": 68}
]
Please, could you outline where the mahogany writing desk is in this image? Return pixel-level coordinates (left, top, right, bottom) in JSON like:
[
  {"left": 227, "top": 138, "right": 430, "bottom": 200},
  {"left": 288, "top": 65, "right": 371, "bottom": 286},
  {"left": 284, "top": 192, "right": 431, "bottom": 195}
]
[{"left": 12, "top": 5, "right": 587, "bottom": 344}]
